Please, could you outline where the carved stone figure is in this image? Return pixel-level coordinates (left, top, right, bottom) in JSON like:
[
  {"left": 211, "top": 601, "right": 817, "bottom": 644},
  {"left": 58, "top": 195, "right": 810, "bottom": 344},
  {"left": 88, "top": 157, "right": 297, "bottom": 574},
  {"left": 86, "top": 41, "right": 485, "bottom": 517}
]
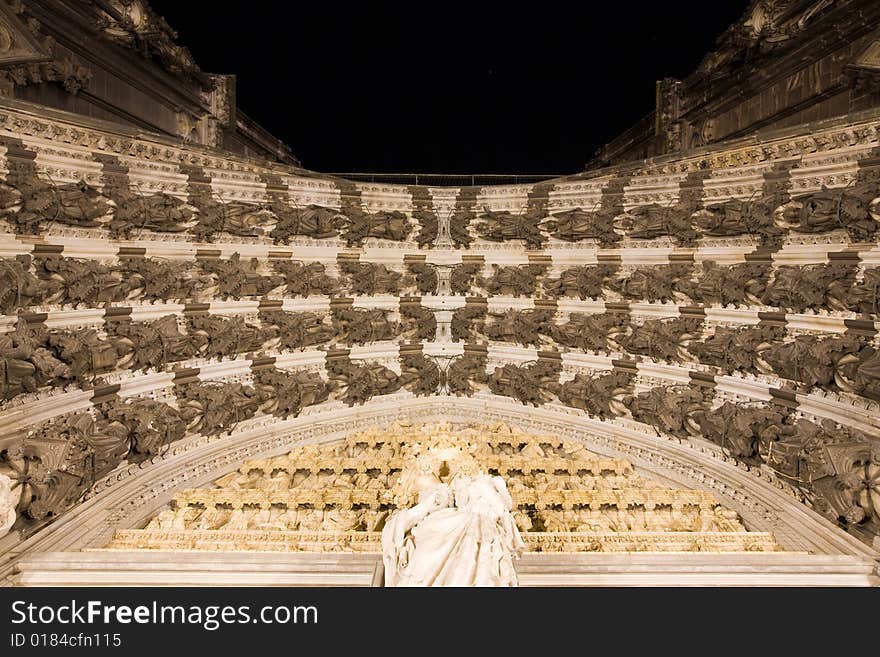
[
  {"left": 6, "top": 412, "right": 130, "bottom": 520},
  {"left": 0, "top": 256, "right": 54, "bottom": 314},
  {"left": 616, "top": 317, "right": 703, "bottom": 362},
  {"left": 400, "top": 304, "right": 436, "bottom": 341},
  {"left": 341, "top": 209, "right": 412, "bottom": 246},
  {"left": 254, "top": 368, "right": 332, "bottom": 418},
  {"left": 399, "top": 353, "right": 440, "bottom": 396},
  {"left": 199, "top": 253, "right": 284, "bottom": 299},
  {"left": 269, "top": 203, "right": 345, "bottom": 243},
  {"left": 0, "top": 175, "right": 114, "bottom": 233},
  {"left": 762, "top": 264, "right": 855, "bottom": 312},
  {"left": 774, "top": 184, "right": 879, "bottom": 241},
  {"left": 608, "top": 264, "right": 694, "bottom": 302},
  {"left": 551, "top": 312, "right": 628, "bottom": 352},
  {"left": 543, "top": 265, "right": 615, "bottom": 300},
  {"left": 331, "top": 307, "right": 398, "bottom": 345},
  {"left": 118, "top": 257, "right": 213, "bottom": 301},
  {"left": 407, "top": 262, "right": 438, "bottom": 295},
  {"left": 109, "top": 192, "right": 198, "bottom": 238},
  {"left": 681, "top": 261, "right": 771, "bottom": 306},
  {"left": 0, "top": 318, "right": 70, "bottom": 399},
  {"left": 188, "top": 315, "right": 274, "bottom": 359},
  {"left": 0, "top": 473, "right": 17, "bottom": 537},
  {"left": 259, "top": 311, "right": 333, "bottom": 350},
  {"left": 99, "top": 397, "right": 186, "bottom": 461},
  {"left": 478, "top": 264, "right": 546, "bottom": 297},
  {"left": 47, "top": 328, "right": 119, "bottom": 381},
  {"left": 475, "top": 209, "right": 546, "bottom": 247},
  {"left": 483, "top": 309, "right": 555, "bottom": 347},
  {"left": 326, "top": 358, "right": 401, "bottom": 405},
  {"left": 836, "top": 344, "right": 880, "bottom": 401},
  {"left": 625, "top": 386, "right": 711, "bottom": 438},
  {"left": 844, "top": 267, "right": 880, "bottom": 315},
  {"left": 444, "top": 353, "right": 487, "bottom": 395},
  {"left": 192, "top": 199, "right": 277, "bottom": 241},
  {"left": 274, "top": 261, "right": 340, "bottom": 297},
  {"left": 450, "top": 262, "right": 481, "bottom": 295},
  {"left": 542, "top": 208, "right": 620, "bottom": 245},
  {"left": 487, "top": 360, "right": 562, "bottom": 406},
  {"left": 552, "top": 371, "right": 633, "bottom": 418},
  {"left": 451, "top": 305, "right": 486, "bottom": 342},
  {"left": 112, "top": 315, "right": 204, "bottom": 371},
  {"left": 34, "top": 256, "right": 135, "bottom": 305},
  {"left": 177, "top": 382, "right": 267, "bottom": 435},
  {"left": 339, "top": 261, "right": 404, "bottom": 296},
  {"left": 691, "top": 197, "right": 781, "bottom": 238},
  {"left": 613, "top": 203, "right": 698, "bottom": 244},
  {"left": 690, "top": 325, "right": 783, "bottom": 373}
]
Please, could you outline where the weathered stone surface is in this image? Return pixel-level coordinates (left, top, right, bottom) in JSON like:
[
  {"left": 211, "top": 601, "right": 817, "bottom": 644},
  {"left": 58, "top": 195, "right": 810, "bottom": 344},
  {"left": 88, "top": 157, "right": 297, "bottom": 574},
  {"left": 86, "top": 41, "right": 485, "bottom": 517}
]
[
  {"left": 274, "top": 261, "right": 340, "bottom": 297},
  {"left": 543, "top": 265, "right": 615, "bottom": 300}
]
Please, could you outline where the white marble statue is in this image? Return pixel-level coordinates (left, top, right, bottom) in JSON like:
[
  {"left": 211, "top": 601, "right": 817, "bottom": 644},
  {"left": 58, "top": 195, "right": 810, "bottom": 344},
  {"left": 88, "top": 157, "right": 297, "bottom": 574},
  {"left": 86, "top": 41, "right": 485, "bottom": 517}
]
[
  {"left": 381, "top": 460, "right": 525, "bottom": 587},
  {"left": 0, "top": 473, "right": 18, "bottom": 538}
]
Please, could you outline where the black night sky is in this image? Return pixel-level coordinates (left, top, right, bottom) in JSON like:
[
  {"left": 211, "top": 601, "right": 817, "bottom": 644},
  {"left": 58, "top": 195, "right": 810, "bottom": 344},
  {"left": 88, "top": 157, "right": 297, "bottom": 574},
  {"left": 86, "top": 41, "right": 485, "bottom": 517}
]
[{"left": 147, "top": 2, "right": 751, "bottom": 174}]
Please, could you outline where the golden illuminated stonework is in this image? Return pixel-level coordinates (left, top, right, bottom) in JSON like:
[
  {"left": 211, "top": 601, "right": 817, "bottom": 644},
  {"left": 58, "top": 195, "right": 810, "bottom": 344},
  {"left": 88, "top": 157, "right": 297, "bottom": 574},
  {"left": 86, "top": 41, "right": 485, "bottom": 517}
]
[{"left": 105, "top": 422, "right": 781, "bottom": 554}]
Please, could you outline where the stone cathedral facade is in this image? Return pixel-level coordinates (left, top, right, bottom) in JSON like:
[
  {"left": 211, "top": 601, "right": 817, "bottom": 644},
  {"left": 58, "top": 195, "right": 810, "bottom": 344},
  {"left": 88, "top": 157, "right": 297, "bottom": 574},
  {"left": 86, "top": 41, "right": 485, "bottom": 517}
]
[{"left": 0, "top": 0, "right": 879, "bottom": 585}]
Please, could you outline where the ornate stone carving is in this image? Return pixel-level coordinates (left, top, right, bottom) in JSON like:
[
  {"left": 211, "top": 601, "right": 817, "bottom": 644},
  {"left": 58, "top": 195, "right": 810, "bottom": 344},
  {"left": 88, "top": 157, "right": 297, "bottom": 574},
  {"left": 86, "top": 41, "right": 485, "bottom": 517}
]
[
  {"left": 109, "top": 315, "right": 201, "bottom": 371},
  {"left": 0, "top": 473, "right": 17, "bottom": 538},
  {"left": 254, "top": 367, "right": 332, "bottom": 418},
  {"left": 475, "top": 209, "right": 546, "bottom": 247},
  {"left": 0, "top": 318, "right": 69, "bottom": 399},
  {"left": 407, "top": 262, "right": 438, "bottom": 295},
  {"left": 339, "top": 261, "right": 403, "bottom": 296},
  {"left": 450, "top": 262, "right": 481, "bottom": 296},
  {"left": 845, "top": 267, "right": 880, "bottom": 315},
  {"left": 552, "top": 371, "right": 633, "bottom": 419},
  {"left": 47, "top": 327, "right": 118, "bottom": 382},
  {"left": 762, "top": 264, "right": 855, "bottom": 312},
  {"left": 34, "top": 256, "right": 134, "bottom": 305},
  {"left": 551, "top": 312, "right": 628, "bottom": 352},
  {"left": 451, "top": 305, "right": 486, "bottom": 342},
  {"left": 0, "top": 256, "right": 52, "bottom": 314},
  {"left": 625, "top": 385, "right": 712, "bottom": 438},
  {"left": 399, "top": 353, "right": 441, "bottom": 396},
  {"left": 616, "top": 317, "right": 703, "bottom": 362},
  {"left": 331, "top": 307, "right": 398, "bottom": 345},
  {"left": 191, "top": 199, "right": 277, "bottom": 241},
  {"left": 177, "top": 382, "right": 267, "bottom": 435},
  {"left": 478, "top": 264, "right": 546, "bottom": 297},
  {"left": 187, "top": 315, "right": 274, "bottom": 359},
  {"left": 483, "top": 308, "right": 555, "bottom": 347},
  {"left": 696, "top": 401, "right": 789, "bottom": 459},
  {"left": 691, "top": 197, "right": 781, "bottom": 238},
  {"left": 689, "top": 325, "right": 783, "bottom": 373},
  {"left": 108, "top": 192, "right": 197, "bottom": 238},
  {"left": 413, "top": 210, "right": 438, "bottom": 248},
  {"left": 444, "top": 353, "right": 487, "bottom": 396},
  {"left": 326, "top": 358, "right": 401, "bottom": 405},
  {"left": 487, "top": 359, "right": 562, "bottom": 406},
  {"left": 0, "top": 176, "right": 113, "bottom": 233},
  {"left": 608, "top": 264, "right": 694, "bottom": 303},
  {"left": 449, "top": 211, "right": 474, "bottom": 247},
  {"left": 269, "top": 204, "right": 344, "bottom": 243},
  {"left": 544, "top": 265, "right": 615, "bottom": 300},
  {"left": 199, "top": 254, "right": 284, "bottom": 300},
  {"left": 613, "top": 203, "right": 698, "bottom": 243},
  {"left": 399, "top": 304, "right": 436, "bottom": 341},
  {"left": 99, "top": 397, "right": 186, "bottom": 462},
  {"left": 118, "top": 257, "right": 213, "bottom": 302},
  {"left": 542, "top": 208, "right": 620, "bottom": 245},
  {"left": 273, "top": 261, "right": 340, "bottom": 297},
  {"left": 259, "top": 310, "right": 332, "bottom": 351},
  {"left": 774, "top": 184, "right": 880, "bottom": 241},
  {"left": 680, "top": 262, "right": 770, "bottom": 306},
  {"left": 340, "top": 209, "right": 412, "bottom": 246}
]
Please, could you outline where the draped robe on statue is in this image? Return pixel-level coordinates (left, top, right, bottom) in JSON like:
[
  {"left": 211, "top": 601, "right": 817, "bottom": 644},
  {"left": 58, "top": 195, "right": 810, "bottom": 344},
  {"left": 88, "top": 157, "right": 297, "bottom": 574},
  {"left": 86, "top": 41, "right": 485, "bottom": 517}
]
[{"left": 381, "top": 472, "right": 525, "bottom": 587}]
